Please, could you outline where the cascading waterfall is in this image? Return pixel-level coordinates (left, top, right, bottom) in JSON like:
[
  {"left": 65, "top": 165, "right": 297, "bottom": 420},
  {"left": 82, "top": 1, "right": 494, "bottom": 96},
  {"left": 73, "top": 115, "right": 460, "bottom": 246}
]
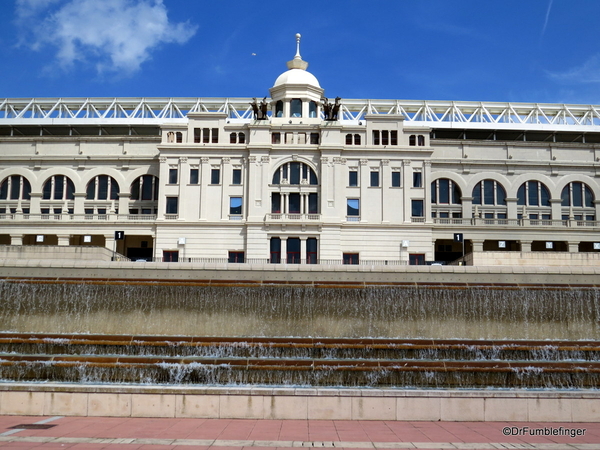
[
  {"left": 0, "top": 281, "right": 598, "bottom": 339},
  {"left": 1, "top": 280, "right": 599, "bottom": 388}
]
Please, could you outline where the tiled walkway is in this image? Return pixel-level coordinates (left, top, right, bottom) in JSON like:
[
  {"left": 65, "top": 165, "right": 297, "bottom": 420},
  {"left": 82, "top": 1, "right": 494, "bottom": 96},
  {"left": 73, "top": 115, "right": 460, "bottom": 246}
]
[{"left": 0, "top": 416, "right": 599, "bottom": 449}]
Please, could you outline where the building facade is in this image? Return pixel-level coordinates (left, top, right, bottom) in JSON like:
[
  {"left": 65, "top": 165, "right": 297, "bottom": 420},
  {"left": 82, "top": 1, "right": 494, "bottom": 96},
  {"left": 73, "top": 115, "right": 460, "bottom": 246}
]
[{"left": 1, "top": 39, "right": 600, "bottom": 265}]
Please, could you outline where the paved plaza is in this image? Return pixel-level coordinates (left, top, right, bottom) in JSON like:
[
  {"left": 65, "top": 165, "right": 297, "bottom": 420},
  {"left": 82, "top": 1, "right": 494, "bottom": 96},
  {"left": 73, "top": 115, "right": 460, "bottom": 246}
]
[{"left": 0, "top": 416, "right": 599, "bottom": 449}]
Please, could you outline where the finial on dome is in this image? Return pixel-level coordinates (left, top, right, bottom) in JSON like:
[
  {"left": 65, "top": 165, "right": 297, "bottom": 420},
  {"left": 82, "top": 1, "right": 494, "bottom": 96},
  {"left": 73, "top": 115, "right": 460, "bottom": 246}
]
[
  {"left": 294, "top": 33, "right": 302, "bottom": 60},
  {"left": 287, "top": 33, "right": 308, "bottom": 70}
]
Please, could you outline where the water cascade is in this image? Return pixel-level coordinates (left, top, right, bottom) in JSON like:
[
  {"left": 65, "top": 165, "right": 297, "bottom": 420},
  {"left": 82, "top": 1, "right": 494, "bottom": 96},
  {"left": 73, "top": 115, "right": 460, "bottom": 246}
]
[{"left": 0, "top": 280, "right": 599, "bottom": 388}]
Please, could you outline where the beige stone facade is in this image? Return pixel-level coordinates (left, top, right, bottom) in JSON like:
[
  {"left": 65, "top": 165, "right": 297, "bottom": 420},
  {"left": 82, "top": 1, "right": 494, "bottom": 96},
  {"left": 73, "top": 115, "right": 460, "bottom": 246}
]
[{"left": 1, "top": 46, "right": 599, "bottom": 266}]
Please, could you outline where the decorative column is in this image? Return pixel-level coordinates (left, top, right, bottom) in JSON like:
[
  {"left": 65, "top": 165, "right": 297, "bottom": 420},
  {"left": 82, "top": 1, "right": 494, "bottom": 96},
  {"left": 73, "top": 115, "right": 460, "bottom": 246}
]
[
  {"left": 402, "top": 160, "right": 411, "bottom": 223},
  {"left": 199, "top": 157, "right": 210, "bottom": 220},
  {"left": 156, "top": 156, "right": 168, "bottom": 220},
  {"left": 381, "top": 160, "right": 390, "bottom": 223},
  {"left": 423, "top": 161, "right": 432, "bottom": 223},
  {"left": 300, "top": 237, "right": 307, "bottom": 263},
  {"left": 281, "top": 238, "right": 287, "bottom": 264}
]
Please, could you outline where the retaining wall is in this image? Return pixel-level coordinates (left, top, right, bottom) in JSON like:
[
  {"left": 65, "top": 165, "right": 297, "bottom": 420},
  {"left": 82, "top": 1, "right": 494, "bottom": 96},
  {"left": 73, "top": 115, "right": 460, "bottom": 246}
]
[{"left": 0, "top": 384, "right": 598, "bottom": 422}]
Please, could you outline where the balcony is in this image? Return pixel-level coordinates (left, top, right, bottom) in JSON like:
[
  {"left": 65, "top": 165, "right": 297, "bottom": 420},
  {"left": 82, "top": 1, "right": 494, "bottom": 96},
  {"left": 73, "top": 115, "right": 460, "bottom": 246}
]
[
  {"left": 265, "top": 213, "right": 321, "bottom": 221},
  {"left": 0, "top": 213, "right": 157, "bottom": 223},
  {"left": 432, "top": 217, "right": 600, "bottom": 229}
]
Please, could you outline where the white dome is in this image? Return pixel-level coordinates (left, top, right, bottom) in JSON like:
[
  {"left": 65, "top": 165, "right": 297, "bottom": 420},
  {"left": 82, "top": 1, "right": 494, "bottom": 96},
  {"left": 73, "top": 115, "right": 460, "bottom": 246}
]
[{"left": 273, "top": 69, "right": 320, "bottom": 88}]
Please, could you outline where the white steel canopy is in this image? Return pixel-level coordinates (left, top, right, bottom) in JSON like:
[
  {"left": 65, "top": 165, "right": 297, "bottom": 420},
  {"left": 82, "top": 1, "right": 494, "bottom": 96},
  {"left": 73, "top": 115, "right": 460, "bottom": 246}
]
[{"left": 1, "top": 97, "right": 600, "bottom": 132}]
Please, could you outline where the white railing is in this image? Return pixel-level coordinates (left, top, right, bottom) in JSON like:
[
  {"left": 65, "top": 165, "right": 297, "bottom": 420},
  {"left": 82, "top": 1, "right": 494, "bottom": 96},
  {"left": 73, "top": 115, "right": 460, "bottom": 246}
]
[
  {"left": 150, "top": 257, "right": 409, "bottom": 266},
  {"left": 265, "top": 213, "right": 321, "bottom": 221},
  {"left": 0, "top": 213, "right": 157, "bottom": 222}
]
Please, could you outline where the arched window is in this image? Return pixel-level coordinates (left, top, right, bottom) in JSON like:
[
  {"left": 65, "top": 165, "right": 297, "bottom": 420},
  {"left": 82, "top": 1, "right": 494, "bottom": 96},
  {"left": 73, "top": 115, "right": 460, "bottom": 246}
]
[
  {"left": 561, "top": 182, "right": 594, "bottom": 207},
  {"left": 238, "top": 132, "right": 245, "bottom": 144},
  {"left": 561, "top": 182, "right": 595, "bottom": 221},
  {"left": 309, "top": 101, "right": 317, "bottom": 118},
  {"left": 354, "top": 134, "right": 361, "bottom": 145},
  {"left": 431, "top": 179, "right": 462, "bottom": 204},
  {"left": 290, "top": 99, "right": 302, "bottom": 117},
  {"left": 275, "top": 100, "right": 283, "bottom": 117},
  {"left": 431, "top": 178, "right": 462, "bottom": 220},
  {"left": 472, "top": 180, "right": 506, "bottom": 205},
  {"left": 417, "top": 135, "right": 425, "bottom": 146},
  {"left": 409, "top": 135, "right": 416, "bottom": 146},
  {"left": 517, "top": 181, "right": 550, "bottom": 206},
  {"left": 345, "top": 134, "right": 353, "bottom": 145},
  {"left": 130, "top": 175, "right": 159, "bottom": 201},
  {"left": 0, "top": 175, "right": 31, "bottom": 200},
  {"left": 129, "top": 175, "right": 159, "bottom": 215},
  {"left": 86, "top": 175, "right": 119, "bottom": 200},
  {"left": 272, "top": 162, "right": 318, "bottom": 185},
  {"left": 230, "top": 132, "right": 237, "bottom": 144},
  {"left": 42, "top": 175, "right": 75, "bottom": 200}
]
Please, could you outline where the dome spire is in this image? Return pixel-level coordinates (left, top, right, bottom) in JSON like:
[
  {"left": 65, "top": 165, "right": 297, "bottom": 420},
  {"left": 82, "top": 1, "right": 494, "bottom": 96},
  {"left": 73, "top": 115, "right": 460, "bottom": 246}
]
[{"left": 286, "top": 33, "right": 308, "bottom": 70}]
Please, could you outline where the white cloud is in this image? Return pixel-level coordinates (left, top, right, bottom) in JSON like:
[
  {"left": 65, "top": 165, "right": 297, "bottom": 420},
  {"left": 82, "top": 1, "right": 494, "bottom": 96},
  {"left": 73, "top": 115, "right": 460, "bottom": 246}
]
[
  {"left": 548, "top": 54, "right": 600, "bottom": 84},
  {"left": 15, "top": 0, "right": 197, "bottom": 74}
]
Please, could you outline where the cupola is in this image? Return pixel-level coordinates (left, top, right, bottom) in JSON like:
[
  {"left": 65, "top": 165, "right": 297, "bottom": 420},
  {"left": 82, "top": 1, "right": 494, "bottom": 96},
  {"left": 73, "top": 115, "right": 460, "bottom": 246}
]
[{"left": 269, "top": 34, "right": 324, "bottom": 122}]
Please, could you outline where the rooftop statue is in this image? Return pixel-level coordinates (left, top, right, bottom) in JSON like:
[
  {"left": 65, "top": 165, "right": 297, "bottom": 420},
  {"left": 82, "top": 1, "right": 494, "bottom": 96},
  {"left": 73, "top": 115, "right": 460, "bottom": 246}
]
[
  {"left": 321, "top": 96, "right": 341, "bottom": 121},
  {"left": 250, "top": 97, "right": 269, "bottom": 120}
]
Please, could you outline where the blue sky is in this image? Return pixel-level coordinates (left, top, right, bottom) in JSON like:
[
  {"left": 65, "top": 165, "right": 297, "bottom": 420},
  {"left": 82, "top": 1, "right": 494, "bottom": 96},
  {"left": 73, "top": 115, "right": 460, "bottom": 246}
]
[{"left": 1, "top": 0, "right": 600, "bottom": 104}]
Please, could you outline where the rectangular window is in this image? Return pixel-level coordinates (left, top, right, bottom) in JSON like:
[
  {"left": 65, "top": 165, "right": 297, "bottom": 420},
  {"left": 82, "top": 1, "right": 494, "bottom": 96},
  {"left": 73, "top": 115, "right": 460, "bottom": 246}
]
[
  {"left": 272, "top": 132, "right": 281, "bottom": 144},
  {"left": 409, "top": 254, "right": 425, "bottom": 265},
  {"left": 230, "top": 197, "right": 243, "bottom": 215},
  {"left": 347, "top": 199, "right": 360, "bottom": 216},
  {"left": 370, "top": 171, "right": 379, "bottom": 187},
  {"left": 211, "top": 128, "right": 219, "bottom": 143},
  {"left": 194, "top": 128, "right": 201, "bottom": 143},
  {"left": 390, "top": 130, "right": 398, "bottom": 145},
  {"left": 411, "top": 199, "right": 424, "bottom": 217},
  {"left": 271, "top": 192, "right": 281, "bottom": 213},
  {"left": 202, "top": 128, "right": 210, "bottom": 143},
  {"left": 310, "top": 132, "right": 319, "bottom": 144},
  {"left": 232, "top": 169, "right": 242, "bottom": 185},
  {"left": 308, "top": 193, "right": 318, "bottom": 214},
  {"left": 343, "top": 253, "right": 359, "bottom": 265},
  {"left": 373, "top": 130, "right": 380, "bottom": 145},
  {"left": 211, "top": 168, "right": 220, "bottom": 185},
  {"left": 413, "top": 172, "right": 422, "bottom": 188},
  {"left": 307, "top": 237, "right": 318, "bottom": 264},
  {"left": 189, "top": 168, "right": 199, "bottom": 184},
  {"left": 168, "top": 168, "right": 178, "bottom": 184},
  {"left": 287, "top": 237, "right": 301, "bottom": 264},
  {"left": 163, "top": 251, "right": 179, "bottom": 262},
  {"left": 392, "top": 171, "right": 401, "bottom": 187},
  {"left": 270, "top": 237, "right": 281, "bottom": 263},
  {"left": 166, "top": 197, "right": 178, "bottom": 215},
  {"left": 228, "top": 251, "right": 245, "bottom": 263},
  {"left": 288, "top": 193, "right": 301, "bottom": 214},
  {"left": 349, "top": 170, "right": 358, "bottom": 187}
]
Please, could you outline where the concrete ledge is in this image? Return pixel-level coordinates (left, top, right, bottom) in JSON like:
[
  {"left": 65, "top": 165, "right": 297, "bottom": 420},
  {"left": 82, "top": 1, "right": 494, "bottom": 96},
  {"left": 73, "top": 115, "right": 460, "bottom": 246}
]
[
  {"left": 1, "top": 259, "right": 600, "bottom": 286},
  {"left": 1, "top": 384, "right": 599, "bottom": 421}
]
